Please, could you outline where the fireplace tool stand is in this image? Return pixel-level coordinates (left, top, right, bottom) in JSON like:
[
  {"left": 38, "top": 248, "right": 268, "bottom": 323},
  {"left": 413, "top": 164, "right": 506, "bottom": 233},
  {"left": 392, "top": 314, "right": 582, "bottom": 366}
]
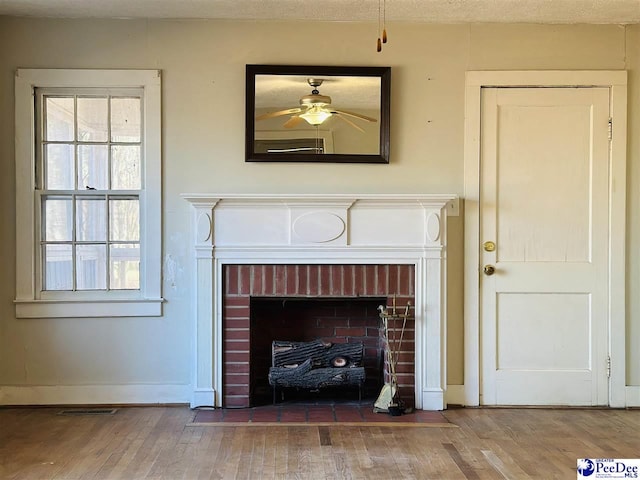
[{"left": 375, "top": 297, "right": 410, "bottom": 415}]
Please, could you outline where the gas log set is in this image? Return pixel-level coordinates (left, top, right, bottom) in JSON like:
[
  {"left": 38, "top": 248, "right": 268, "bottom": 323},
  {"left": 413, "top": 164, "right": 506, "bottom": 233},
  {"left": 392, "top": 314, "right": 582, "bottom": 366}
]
[{"left": 268, "top": 339, "right": 366, "bottom": 403}]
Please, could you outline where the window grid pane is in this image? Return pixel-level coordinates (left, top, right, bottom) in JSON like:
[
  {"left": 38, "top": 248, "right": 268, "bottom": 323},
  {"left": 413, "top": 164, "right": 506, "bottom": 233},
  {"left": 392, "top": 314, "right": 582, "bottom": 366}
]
[
  {"left": 110, "top": 243, "right": 140, "bottom": 290},
  {"left": 76, "top": 196, "right": 107, "bottom": 242},
  {"left": 39, "top": 90, "right": 142, "bottom": 292},
  {"left": 43, "top": 244, "right": 73, "bottom": 291},
  {"left": 109, "top": 198, "right": 139, "bottom": 242},
  {"left": 78, "top": 144, "right": 109, "bottom": 190},
  {"left": 43, "top": 196, "right": 73, "bottom": 241},
  {"left": 76, "top": 244, "right": 107, "bottom": 290},
  {"left": 111, "top": 145, "right": 141, "bottom": 190},
  {"left": 45, "top": 144, "right": 75, "bottom": 190},
  {"left": 45, "top": 97, "right": 74, "bottom": 142},
  {"left": 77, "top": 97, "right": 108, "bottom": 142},
  {"left": 111, "top": 97, "right": 141, "bottom": 143}
]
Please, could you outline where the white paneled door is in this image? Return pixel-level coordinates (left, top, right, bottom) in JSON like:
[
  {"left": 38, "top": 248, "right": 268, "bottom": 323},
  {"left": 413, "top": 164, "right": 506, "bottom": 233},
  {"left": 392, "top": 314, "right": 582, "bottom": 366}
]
[{"left": 480, "top": 87, "right": 610, "bottom": 405}]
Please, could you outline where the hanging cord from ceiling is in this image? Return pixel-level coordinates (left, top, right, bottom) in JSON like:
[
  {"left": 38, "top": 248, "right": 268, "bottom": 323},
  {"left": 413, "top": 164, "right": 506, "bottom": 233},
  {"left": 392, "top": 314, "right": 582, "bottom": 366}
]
[{"left": 377, "top": 0, "right": 388, "bottom": 52}]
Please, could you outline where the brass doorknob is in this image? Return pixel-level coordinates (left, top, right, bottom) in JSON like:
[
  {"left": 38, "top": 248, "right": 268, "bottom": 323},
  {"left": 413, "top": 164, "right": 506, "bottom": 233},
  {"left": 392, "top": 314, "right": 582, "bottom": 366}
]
[{"left": 483, "top": 265, "right": 496, "bottom": 276}]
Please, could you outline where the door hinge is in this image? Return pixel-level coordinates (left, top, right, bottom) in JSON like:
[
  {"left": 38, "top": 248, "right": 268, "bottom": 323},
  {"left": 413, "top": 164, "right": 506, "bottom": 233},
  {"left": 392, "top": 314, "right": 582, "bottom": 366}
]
[
  {"left": 608, "top": 118, "right": 613, "bottom": 141},
  {"left": 607, "top": 355, "right": 611, "bottom": 378}
]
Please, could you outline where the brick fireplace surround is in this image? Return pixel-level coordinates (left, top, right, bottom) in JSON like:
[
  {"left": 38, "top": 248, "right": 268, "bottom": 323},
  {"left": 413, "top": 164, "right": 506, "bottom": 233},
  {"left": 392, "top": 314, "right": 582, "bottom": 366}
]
[
  {"left": 224, "top": 264, "right": 415, "bottom": 408},
  {"left": 183, "top": 194, "right": 458, "bottom": 411}
]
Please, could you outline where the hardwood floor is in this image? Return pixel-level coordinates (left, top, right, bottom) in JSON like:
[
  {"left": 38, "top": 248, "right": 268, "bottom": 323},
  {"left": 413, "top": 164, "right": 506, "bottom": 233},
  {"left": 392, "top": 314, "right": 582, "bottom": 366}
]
[{"left": 1, "top": 406, "right": 639, "bottom": 479}]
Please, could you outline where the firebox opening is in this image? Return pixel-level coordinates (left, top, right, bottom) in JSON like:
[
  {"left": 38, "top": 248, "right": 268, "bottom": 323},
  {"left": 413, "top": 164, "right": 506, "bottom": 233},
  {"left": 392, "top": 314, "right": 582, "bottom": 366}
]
[{"left": 249, "top": 297, "right": 386, "bottom": 406}]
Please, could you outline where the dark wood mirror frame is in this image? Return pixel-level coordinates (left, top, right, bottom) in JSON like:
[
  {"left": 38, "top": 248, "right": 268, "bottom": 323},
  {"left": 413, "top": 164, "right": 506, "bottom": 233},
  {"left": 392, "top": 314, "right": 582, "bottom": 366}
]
[{"left": 246, "top": 65, "right": 391, "bottom": 163}]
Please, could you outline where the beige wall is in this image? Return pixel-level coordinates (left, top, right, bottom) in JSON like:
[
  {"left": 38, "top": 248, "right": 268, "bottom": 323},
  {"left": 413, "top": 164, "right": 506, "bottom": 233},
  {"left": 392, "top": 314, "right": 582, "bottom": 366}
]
[
  {"left": 0, "top": 16, "right": 637, "bottom": 396},
  {"left": 626, "top": 25, "right": 640, "bottom": 386}
]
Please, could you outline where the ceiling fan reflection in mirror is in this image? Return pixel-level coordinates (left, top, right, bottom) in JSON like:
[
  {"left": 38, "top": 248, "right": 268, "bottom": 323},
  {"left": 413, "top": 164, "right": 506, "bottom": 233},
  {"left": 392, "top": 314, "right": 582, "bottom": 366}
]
[{"left": 255, "top": 78, "right": 377, "bottom": 132}]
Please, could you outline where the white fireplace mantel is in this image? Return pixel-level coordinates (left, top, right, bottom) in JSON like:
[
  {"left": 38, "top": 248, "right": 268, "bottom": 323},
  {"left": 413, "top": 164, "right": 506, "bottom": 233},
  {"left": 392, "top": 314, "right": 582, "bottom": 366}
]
[{"left": 183, "top": 193, "right": 459, "bottom": 410}]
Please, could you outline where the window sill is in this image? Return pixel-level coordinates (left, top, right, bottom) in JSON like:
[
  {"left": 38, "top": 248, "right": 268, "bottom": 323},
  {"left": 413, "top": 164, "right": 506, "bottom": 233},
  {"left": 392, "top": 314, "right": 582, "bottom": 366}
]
[{"left": 15, "top": 298, "right": 164, "bottom": 318}]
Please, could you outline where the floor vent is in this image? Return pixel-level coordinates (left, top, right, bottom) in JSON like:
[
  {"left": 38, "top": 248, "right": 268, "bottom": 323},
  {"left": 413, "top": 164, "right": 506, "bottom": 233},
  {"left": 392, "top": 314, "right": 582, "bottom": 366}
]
[{"left": 58, "top": 408, "right": 118, "bottom": 416}]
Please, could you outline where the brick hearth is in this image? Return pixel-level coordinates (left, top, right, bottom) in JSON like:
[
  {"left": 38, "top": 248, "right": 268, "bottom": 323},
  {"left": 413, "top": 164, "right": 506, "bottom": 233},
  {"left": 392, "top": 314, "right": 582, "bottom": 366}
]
[{"left": 223, "top": 264, "right": 415, "bottom": 408}]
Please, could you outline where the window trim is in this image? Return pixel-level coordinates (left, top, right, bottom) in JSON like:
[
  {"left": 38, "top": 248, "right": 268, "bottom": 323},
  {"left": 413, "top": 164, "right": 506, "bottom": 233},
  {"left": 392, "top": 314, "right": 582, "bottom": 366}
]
[{"left": 15, "top": 69, "right": 163, "bottom": 318}]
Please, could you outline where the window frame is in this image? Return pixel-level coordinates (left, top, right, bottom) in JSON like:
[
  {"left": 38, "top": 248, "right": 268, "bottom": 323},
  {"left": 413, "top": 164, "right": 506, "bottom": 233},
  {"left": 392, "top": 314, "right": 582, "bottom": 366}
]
[
  {"left": 15, "top": 69, "right": 163, "bottom": 318},
  {"left": 36, "top": 88, "right": 143, "bottom": 294}
]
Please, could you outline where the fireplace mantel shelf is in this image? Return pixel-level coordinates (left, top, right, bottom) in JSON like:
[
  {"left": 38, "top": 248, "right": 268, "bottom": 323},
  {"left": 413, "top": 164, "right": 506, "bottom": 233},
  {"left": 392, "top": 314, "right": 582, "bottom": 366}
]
[
  {"left": 182, "top": 192, "right": 458, "bottom": 200},
  {"left": 183, "top": 193, "right": 459, "bottom": 216},
  {"left": 183, "top": 193, "right": 458, "bottom": 411}
]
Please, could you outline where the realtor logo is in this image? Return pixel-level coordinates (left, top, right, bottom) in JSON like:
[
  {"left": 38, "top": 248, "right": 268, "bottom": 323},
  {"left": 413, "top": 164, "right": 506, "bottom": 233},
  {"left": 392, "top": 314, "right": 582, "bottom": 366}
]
[
  {"left": 577, "top": 459, "right": 640, "bottom": 479},
  {"left": 578, "top": 459, "right": 595, "bottom": 477}
]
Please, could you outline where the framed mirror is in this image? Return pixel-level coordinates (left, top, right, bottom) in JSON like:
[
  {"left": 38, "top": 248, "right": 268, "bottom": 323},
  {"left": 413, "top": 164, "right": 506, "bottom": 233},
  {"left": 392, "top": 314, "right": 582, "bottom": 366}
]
[{"left": 246, "top": 65, "right": 390, "bottom": 163}]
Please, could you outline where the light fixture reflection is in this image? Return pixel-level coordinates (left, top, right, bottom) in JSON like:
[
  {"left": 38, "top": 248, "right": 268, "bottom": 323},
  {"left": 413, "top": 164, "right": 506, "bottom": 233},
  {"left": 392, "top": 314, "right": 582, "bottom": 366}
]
[{"left": 299, "top": 106, "right": 332, "bottom": 126}]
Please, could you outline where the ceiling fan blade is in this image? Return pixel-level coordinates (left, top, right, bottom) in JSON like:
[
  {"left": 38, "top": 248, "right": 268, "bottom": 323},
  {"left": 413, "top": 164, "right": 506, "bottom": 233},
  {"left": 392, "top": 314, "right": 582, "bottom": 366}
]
[
  {"left": 334, "top": 114, "right": 365, "bottom": 133},
  {"left": 283, "top": 115, "right": 305, "bottom": 128},
  {"left": 255, "top": 107, "right": 302, "bottom": 121},
  {"left": 331, "top": 109, "right": 377, "bottom": 123}
]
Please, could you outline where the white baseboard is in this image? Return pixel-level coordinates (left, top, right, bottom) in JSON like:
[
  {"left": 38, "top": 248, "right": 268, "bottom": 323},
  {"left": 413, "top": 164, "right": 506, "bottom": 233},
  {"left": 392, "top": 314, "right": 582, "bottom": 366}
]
[
  {"left": 191, "top": 388, "right": 217, "bottom": 408},
  {"left": 0, "top": 384, "right": 191, "bottom": 405},
  {"left": 10, "top": 383, "right": 628, "bottom": 408},
  {"left": 445, "top": 385, "right": 465, "bottom": 406},
  {"left": 443, "top": 385, "right": 640, "bottom": 408},
  {"left": 421, "top": 388, "right": 445, "bottom": 410}
]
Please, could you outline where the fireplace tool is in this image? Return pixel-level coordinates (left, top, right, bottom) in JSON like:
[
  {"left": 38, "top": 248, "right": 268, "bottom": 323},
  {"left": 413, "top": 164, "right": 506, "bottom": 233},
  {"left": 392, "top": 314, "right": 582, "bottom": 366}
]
[{"left": 375, "top": 297, "right": 410, "bottom": 415}]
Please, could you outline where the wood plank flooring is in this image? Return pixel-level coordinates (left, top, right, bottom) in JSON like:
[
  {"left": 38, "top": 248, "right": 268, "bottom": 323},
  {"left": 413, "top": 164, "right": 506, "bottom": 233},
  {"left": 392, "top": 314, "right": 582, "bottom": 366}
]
[{"left": 1, "top": 406, "right": 639, "bottom": 479}]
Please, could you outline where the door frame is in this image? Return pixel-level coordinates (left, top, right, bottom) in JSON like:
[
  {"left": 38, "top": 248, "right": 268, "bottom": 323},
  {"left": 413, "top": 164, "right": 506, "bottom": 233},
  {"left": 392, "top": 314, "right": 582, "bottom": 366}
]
[{"left": 463, "top": 71, "right": 627, "bottom": 407}]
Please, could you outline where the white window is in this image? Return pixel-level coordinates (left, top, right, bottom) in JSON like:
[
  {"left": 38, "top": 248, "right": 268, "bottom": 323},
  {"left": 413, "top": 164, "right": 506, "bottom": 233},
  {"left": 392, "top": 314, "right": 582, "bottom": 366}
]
[{"left": 15, "top": 69, "right": 162, "bottom": 318}]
